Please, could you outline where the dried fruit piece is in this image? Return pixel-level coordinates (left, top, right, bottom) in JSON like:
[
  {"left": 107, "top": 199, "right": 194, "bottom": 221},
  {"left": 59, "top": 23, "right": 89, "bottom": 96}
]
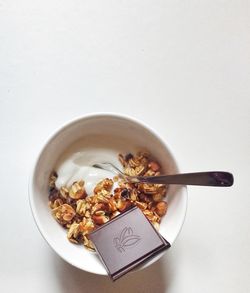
[
  {"left": 138, "top": 193, "right": 150, "bottom": 203},
  {"left": 121, "top": 188, "right": 130, "bottom": 199},
  {"left": 48, "top": 188, "right": 60, "bottom": 203},
  {"left": 49, "top": 171, "right": 58, "bottom": 189},
  {"left": 95, "top": 210, "right": 105, "bottom": 216},
  {"left": 125, "top": 153, "right": 134, "bottom": 161},
  {"left": 118, "top": 200, "right": 133, "bottom": 212},
  {"left": 92, "top": 215, "right": 109, "bottom": 225},
  {"left": 148, "top": 161, "right": 160, "bottom": 172},
  {"left": 118, "top": 153, "right": 127, "bottom": 167}
]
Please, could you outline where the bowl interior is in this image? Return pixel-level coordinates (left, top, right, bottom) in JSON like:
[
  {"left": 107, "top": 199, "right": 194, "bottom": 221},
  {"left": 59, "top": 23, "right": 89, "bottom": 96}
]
[{"left": 30, "top": 115, "right": 187, "bottom": 275}]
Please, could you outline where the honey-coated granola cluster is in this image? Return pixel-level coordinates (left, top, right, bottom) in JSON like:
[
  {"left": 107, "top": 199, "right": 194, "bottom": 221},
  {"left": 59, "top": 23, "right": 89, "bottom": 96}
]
[{"left": 48, "top": 151, "right": 168, "bottom": 251}]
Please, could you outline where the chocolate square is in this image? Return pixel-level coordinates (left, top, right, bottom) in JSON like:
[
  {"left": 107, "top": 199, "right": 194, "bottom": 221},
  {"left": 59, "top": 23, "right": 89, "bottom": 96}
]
[{"left": 89, "top": 206, "right": 170, "bottom": 281}]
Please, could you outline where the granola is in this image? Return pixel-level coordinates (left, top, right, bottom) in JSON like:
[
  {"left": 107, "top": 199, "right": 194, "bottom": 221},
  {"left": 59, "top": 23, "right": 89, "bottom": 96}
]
[{"left": 48, "top": 151, "right": 168, "bottom": 251}]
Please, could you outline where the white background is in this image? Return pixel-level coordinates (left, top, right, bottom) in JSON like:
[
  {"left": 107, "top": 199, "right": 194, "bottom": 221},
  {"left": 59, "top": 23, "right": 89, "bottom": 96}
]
[{"left": 0, "top": 1, "right": 249, "bottom": 292}]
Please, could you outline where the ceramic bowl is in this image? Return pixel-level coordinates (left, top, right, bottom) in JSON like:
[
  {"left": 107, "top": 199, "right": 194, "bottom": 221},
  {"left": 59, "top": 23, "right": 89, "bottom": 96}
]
[{"left": 29, "top": 113, "right": 187, "bottom": 275}]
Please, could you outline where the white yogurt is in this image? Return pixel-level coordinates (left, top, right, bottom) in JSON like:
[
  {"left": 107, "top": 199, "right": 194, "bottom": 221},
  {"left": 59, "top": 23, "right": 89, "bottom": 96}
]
[
  {"left": 54, "top": 134, "right": 138, "bottom": 195},
  {"left": 55, "top": 150, "right": 119, "bottom": 195}
]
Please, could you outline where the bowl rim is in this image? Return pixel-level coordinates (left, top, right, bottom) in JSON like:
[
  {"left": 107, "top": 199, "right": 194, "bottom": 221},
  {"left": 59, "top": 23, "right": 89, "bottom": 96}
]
[{"left": 28, "top": 112, "right": 188, "bottom": 275}]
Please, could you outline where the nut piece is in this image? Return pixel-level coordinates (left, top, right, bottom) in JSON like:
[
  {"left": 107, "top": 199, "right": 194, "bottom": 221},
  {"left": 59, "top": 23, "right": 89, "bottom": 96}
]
[
  {"left": 108, "top": 198, "right": 117, "bottom": 212},
  {"left": 124, "top": 167, "right": 137, "bottom": 176},
  {"left": 143, "top": 209, "right": 160, "bottom": 223},
  {"left": 155, "top": 201, "right": 168, "bottom": 217},
  {"left": 144, "top": 169, "right": 156, "bottom": 176},
  {"left": 130, "top": 189, "right": 138, "bottom": 201},
  {"left": 60, "top": 187, "right": 69, "bottom": 199},
  {"left": 152, "top": 193, "right": 164, "bottom": 202},
  {"left": 69, "top": 181, "right": 86, "bottom": 199},
  {"left": 135, "top": 201, "right": 147, "bottom": 210},
  {"left": 152, "top": 222, "right": 160, "bottom": 231},
  {"left": 139, "top": 183, "right": 158, "bottom": 195},
  {"left": 80, "top": 219, "right": 95, "bottom": 234},
  {"left": 110, "top": 210, "right": 121, "bottom": 219},
  {"left": 92, "top": 202, "right": 110, "bottom": 213},
  {"left": 67, "top": 222, "right": 82, "bottom": 243},
  {"left": 83, "top": 236, "right": 95, "bottom": 251},
  {"left": 76, "top": 199, "right": 87, "bottom": 216},
  {"left": 50, "top": 198, "right": 63, "bottom": 209},
  {"left": 96, "top": 194, "right": 110, "bottom": 203},
  {"left": 52, "top": 204, "right": 76, "bottom": 223},
  {"left": 94, "top": 178, "right": 113, "bottom": 194}
]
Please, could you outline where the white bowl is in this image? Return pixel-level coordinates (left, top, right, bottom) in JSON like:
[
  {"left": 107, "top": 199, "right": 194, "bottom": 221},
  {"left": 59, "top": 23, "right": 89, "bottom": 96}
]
[{"left": 29, "top": 113, "right": 187, "bottom": 275}]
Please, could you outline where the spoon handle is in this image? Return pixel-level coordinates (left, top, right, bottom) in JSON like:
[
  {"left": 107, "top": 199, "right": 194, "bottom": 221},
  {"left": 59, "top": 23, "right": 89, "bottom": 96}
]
[{"left": 136, "top": 172, "right": 234, "bottom": 186}]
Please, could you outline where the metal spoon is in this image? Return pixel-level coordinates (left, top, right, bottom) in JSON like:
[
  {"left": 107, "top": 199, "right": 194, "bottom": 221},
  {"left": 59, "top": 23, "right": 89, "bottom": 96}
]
[{"left": 92, "top": 163, "right": 234, "bottom": 187}]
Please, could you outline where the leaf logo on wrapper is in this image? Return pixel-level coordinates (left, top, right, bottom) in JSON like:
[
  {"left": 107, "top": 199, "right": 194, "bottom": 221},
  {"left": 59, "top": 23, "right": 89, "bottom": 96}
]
[{"left": 113, "top": 227, "right": 141, "bottom": 253}]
